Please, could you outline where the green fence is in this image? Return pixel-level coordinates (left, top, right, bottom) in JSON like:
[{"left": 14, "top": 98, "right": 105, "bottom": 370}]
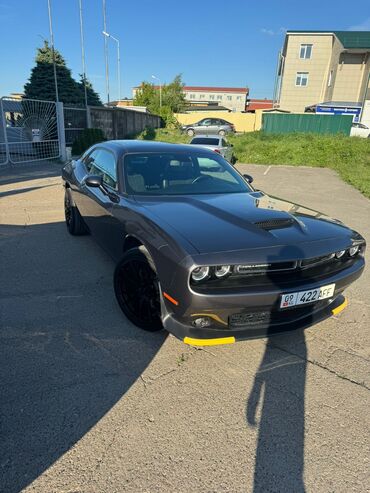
[{"left": 262, "top": 113, "right": 353, "bottom": 135}]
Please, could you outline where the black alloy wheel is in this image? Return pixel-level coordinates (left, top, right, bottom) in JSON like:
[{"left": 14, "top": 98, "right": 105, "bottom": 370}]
[
  {"left": 64, "top": 189, "right": 89, "bottom": 235},
  {"left": 114, "top": 247, "right": 163, "bottom": 331}
]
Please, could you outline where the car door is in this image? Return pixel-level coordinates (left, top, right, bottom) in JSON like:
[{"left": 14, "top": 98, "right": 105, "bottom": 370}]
[
  {"left": 196, "top": 118, "right": 212, "bottom": 134},
  {"left": 207, "top": 119, "right": 220, "bottom": 134},
  {"left": 80, "top": 147, "right": 123, "bottom": 258}
]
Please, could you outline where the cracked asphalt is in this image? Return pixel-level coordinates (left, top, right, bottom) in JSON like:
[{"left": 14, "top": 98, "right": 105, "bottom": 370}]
[{"left": 0, "top": 161, "right": 369, "bottom": 493}]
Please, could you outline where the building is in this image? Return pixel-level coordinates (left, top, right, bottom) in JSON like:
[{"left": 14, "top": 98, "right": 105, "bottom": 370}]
[
  {"left": 132, "top": 85, "right": 249, "bottom": 112},
  {"left": 275, "top": 31, "right": 370, "bottom": 113},
  {"left": 246, "top": 98, "right": 273, "bottom": 112}
]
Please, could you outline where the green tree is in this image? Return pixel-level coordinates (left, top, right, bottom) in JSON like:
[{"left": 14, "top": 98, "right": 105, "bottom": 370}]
[
  {"left": 133, "top": 74, "right": 187, "bottom": 125},
  {"left": 78, "top": 75, "right": 102, "bottom": 106},
  {"left": 24, "top": 41, "right": 102, "bottom": 106}
]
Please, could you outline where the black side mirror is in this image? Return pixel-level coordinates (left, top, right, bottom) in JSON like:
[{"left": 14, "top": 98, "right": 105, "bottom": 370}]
[
  {"left": 243, "top": 174, "right": 254, "bottom": 184},
  {"left": 85, "top": 175, "right": 102, "bottom": 188}
]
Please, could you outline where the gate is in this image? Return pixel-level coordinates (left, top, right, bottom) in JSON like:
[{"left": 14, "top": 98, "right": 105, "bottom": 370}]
[{"left": 0, "top": 97, "right": 61, "bottom": 165}]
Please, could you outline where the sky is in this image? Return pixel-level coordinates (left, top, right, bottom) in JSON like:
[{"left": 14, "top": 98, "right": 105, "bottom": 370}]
[{"left": 0, "top": 0, "right": 370, "bottom": 103}]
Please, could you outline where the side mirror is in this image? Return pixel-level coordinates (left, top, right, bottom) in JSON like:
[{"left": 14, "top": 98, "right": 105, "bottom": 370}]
[
  {"left": 85, "top": 175, "right": 102, "bottom": 188},
  {"left": 243, "top": 174, "right": 254, "bottom": 184}
]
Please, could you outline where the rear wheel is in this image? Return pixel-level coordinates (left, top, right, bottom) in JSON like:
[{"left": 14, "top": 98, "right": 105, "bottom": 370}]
[
  {"left": 64, "top": 188, "right": 89, "bottom": 236},
  {"left": 187, "top": 128, "right": 195, "bottom": 137},
  {"left": 218, "top": 129, "right": 226, "bottom": 136},
  {"left": 114, "top": 247, "right": 163, "bottom": 331}
]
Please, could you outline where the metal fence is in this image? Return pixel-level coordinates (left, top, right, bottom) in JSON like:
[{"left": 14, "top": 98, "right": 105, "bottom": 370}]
[
  {"left": 0, "top": 97, "right": 61, "bottom": 165},
  {"left": 64, "top": 106, "right": 88, "bottom": 146},
  {"left": 262, "top": 113, "right": 353, "bottom": 135}
]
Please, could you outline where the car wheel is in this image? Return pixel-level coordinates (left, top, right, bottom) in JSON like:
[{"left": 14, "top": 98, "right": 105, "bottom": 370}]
[
  {"left": 114, "top": 247, "right": 163, "bottom": 331},
  {"left": 218, "top": 129, "right": 226, "bottom": 136},
  {"left": 64, "top": 188, "right": 89, "bottom": 236},
  {"left": 187, "top": 129, "right": 195, "bottom": 137}
]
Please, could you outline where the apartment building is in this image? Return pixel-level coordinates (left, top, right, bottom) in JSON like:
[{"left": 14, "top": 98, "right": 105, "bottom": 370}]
[
  {"left": 132, "top": 85, "right": 248, "bottom": 112},
  {"left": 275, "top": 31, "right": 370, "bottom": 113}
]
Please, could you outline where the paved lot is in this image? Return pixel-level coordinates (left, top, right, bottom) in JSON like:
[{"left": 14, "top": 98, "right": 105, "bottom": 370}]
[{"left": 0, "top": 162, "right": 369, "bottom": 493}]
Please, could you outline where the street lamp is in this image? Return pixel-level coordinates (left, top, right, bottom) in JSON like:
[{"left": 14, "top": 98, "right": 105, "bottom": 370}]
[
  {"left": 103, "top": 30, "right": 121, "bottom": 102},
  {"left": 151, "top": 75, "right": 162, "bottom": 108}
]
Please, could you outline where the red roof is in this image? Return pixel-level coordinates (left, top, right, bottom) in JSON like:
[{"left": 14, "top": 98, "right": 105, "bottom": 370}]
[
  {"left": 183, "top": 86, "right": 248, "bottom": 93},
  {"left": 247, "top": 99, "right": 273, "bottom": 111}
]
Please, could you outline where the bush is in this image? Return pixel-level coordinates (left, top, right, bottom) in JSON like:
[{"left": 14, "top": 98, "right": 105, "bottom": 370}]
[{"left": 71, "top": 128, "right": 106, "bottom": 156}]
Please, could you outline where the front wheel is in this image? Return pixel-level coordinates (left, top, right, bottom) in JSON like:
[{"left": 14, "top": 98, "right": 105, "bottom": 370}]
[
  {"left": 114, "top": 247, "right": 163, "bottom": 331},
  {"left": 64, "top": 188, "right": 89, "bottom": 236},
  {"left": 187, "top": 128, "right": 195, "bottom": 137}
]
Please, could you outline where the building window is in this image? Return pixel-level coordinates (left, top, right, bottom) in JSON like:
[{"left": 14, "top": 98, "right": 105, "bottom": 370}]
[
  {"left": 217, "top": 95, "right": 222, "bottom": 100},
  {"left": 295, "top": 72, "right": 309, "bottom": 86},
  {"left": 199, "top": 94, "right": 205, "bottom": 99},
  {"left": 227, "top": 95, "right": 232, "bottom": 101},
  {"left": 236, "top": 96, "right": 242, "bottom": 101},
  {"left": 327, "top": 70, "right": 333, "bottom": 87},
  {"left": 299, "top": 44, "right": 312, "bottom": 59},
  {"left": 209, "top": 94, "right": 215, "bottom": 100},
  {"left": 189, "top": 94, "right": 195, "bottom": 99}
]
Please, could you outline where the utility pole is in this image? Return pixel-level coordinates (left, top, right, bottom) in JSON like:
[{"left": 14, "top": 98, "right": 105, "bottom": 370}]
[
  {"left": 102, "top": 0, "right": 110, "bottom": 104},
  {"left": 103, "top": 31, "right": 121, "bottom": 101},
  {"left": 78, "top": 0, "right": 88, "bottom": 108},
  {"left": 47, "top": 0, "right": 59, "bottom": 102}
]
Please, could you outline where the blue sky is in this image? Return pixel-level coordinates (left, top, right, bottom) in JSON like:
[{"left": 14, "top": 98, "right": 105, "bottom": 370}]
[{"left": 0, "top": 0, "right": 369, "bottom": 102}]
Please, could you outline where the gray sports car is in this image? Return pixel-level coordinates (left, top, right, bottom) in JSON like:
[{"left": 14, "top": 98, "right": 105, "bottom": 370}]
[{"left": 62, "top": 140, "right": 365, "bottom": 346}]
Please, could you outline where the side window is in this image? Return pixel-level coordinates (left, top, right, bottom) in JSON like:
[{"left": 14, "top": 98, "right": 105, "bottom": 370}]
[
  {"left": 221, "top": 139, "right": 227, "bottom": 147},
  {"left": 84, "top": 149, "right": 100, "bottom": 173},
  {"left": 95, "top": 150, "right": 117, "bottom": 189}
]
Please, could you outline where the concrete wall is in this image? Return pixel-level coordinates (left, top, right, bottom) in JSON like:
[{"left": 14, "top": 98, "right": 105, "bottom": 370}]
[{"left": 175, "top": 111, "right": 261, "bottom": 132}]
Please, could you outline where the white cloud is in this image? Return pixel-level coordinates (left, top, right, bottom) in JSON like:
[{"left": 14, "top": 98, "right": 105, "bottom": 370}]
[
  {"left": 347, "top": 17, "right": 370, "bottom": 31},
  {"left": 260, "top": 27, "right": 286, "bottom": 36}
]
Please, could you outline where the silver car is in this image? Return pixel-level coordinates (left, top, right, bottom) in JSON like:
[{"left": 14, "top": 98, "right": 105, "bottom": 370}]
[
  {"left": 182, "top": 118, "right": 235, "bottom": 136},
  {"left": 189, "top": 135, "right": 234, "bottom": 162}
]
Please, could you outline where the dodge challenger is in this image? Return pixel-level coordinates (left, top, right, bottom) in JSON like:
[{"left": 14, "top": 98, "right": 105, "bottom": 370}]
[{"left": 62, "top": 140, "right": 365, "bottom": 346}]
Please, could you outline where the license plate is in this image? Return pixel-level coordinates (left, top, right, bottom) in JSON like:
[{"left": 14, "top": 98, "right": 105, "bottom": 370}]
[{"left": 280, "top": 283, "right": 335, "bottom": 309}]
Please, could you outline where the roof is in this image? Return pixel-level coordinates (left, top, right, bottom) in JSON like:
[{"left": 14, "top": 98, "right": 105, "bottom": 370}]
[
  {"left": 286, "top": 30, "right": 370, "bottom": 49},
  {"left": 247, "top": 99, "right": 273, "bottom": 111},
  {"left": 183, "top": 86, "right": 248, "bottom": 93}
]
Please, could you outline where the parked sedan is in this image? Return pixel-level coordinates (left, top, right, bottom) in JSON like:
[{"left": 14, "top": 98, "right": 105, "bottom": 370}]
[
  {"left": 189, "top": 135, "right": 234, "bottom": 162},
  {"left": 62, "top": 140, "right": 365, "bottom": 346},
  {"left": 350, "top": 123, "right": 370, "bottom": 138},
  {"left": 181, "top": 118, "right": 235, "bottom": 136}
]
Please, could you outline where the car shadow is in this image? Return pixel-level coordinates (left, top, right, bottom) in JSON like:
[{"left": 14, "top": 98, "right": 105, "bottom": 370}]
[
  {"left": 0, "top": 220, "right": 167, "bottom": 493},
  {"left": 246, "top": 245, "right": 311, "bottom": 492}
]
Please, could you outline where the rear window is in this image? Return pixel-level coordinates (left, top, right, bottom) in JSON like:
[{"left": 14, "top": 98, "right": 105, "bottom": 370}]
[{"left": 191, "top": 138, "right": 219, "bottom": 145}]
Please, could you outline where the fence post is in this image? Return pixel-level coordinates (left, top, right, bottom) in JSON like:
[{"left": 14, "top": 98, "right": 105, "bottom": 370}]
[
  {"left": 86, "top": 105, "right": 92, "bottom": 128},
  {"left": 56, "top": 102, "right": 67, "bottom": 162}
]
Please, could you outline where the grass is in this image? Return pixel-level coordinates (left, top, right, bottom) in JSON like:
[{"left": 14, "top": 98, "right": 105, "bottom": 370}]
[{"left": 136, "top": 128, "right": 370, "bottom": 198}]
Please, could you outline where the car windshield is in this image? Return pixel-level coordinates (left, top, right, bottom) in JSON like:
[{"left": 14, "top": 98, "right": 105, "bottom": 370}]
[
  {"left": 191, "top": 138, "right": 220, "bottom": 145},
  {"left": 124, "top": 152, "right": 251, "bottom": 195}
]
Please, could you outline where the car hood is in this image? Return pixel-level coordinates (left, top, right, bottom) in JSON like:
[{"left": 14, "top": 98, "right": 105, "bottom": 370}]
[{"left": 137, "top": 192, "right": 355, "bottom": 256}]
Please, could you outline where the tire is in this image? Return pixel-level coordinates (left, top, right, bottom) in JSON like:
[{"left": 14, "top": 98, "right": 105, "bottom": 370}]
[
  {"left": 218, "top": 129, "right": 226, "bottom": 136},
  {"left": 114, "top": 247, "right": 163, "bottom": 331},
  {"left": 64, "top": 188, "right": 89, "bottom": 236},
  {"left": 187, "top": 128, "right": 195, "bottom": 137}
]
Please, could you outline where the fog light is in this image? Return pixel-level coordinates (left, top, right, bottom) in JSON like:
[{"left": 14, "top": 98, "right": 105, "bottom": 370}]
[
  {"left": 192, "top": 317, "right": 211, "bottom": 328},
  {"left": 335, "top": 250, "right": 346, "bottom": 258},
  {"left": 349, "top": 245, "right": 359, "bottom": 257},
  {"left": 191, "top": 266, "right": 210, "bottom": 282},
  {"left": 215, "top": 265, "right": 231, "bottom": 278}
]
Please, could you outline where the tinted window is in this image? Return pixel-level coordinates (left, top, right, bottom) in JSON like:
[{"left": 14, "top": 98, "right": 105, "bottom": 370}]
[
  {"left": 86, "top": 148, "right": 117, "bottom": 188},
  {"left": 198, "top": 119, "right": 211, "bottom": 126},
  {"left": 191, "top": 137, "right": 220, "bottom": 145},
  {"left": 124, "top": 152, "right": 250, "bottom": 196}
]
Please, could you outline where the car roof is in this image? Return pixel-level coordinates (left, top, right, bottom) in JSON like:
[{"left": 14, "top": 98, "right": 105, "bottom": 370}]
[
  {"left": 98, "top": 139, "right": 219, "bottom": 156},
  {"left": 191, "top": 135, "right": 221, "bottom": 140}
]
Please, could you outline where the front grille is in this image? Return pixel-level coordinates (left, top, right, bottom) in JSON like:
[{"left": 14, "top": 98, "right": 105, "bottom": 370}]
[{"left": 254, "top": 218, "right": 294, "bottom": 230}]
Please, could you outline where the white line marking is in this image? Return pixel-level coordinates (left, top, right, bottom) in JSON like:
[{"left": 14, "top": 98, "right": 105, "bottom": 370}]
[{"left": 264, "top": 165, "right": 272, "bottom": 176}]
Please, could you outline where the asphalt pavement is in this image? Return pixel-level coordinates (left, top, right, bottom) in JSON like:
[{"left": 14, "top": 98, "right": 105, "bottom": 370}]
[{"left": 0, "top": 161, "right": 369, "bottom": 493}]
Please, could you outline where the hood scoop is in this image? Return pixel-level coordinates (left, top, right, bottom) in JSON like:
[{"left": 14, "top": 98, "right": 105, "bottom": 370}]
[{"left": 254, "top": 218, "right": 294, "bottom": 230}]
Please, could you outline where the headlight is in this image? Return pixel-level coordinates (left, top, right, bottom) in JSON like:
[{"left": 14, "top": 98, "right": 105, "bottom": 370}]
[
  {"left": 335, "top": 250, "right": 346, "bottom": 258},
  {"left": 349, "top": 245, "right": 359, "bottom": 257},
  {"left": 191, "top": 266, "right": 210, "bottom": 282},
  {"left": 215, "top": 265, "right": 231, "bottom": 278}
]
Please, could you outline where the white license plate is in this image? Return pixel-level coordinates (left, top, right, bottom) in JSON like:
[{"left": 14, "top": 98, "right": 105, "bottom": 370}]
[{"left": 280, "top": 283, "right": 335, "bottom": 309}]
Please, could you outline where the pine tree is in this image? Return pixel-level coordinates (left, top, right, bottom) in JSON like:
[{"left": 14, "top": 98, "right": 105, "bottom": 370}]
[
  {"left": 78, "top": 75, "right": 102, "bottom": 106},
  {"left": 24, "top": 41, "right": 102, "bottom": 106}
]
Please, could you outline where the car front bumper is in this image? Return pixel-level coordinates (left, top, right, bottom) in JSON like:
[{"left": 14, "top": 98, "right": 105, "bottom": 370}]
[{"left": 160, "top": 259, "right": 364, "bottom": 346}]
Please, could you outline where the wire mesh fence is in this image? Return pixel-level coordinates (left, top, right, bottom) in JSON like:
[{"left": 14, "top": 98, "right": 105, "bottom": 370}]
[{"left": 1, "top": 97, "right": 61, "bottom": 164}]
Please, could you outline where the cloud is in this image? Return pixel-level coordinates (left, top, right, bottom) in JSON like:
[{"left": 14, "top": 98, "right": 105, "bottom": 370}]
[
  {"left": 260, "top": 27, "right": 286, "bottom": 36},
  {"left": 347, "top": 17, "right": 370, "bottom": 31}
]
